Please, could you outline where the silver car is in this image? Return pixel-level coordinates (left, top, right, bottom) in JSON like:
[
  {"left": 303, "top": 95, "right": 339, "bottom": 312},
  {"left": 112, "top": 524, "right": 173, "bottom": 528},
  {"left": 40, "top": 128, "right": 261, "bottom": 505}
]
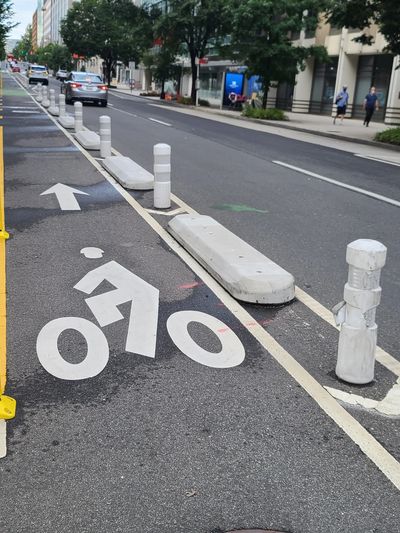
[{"left": 62, "top": 71, "right": 108, "bottom": 106}]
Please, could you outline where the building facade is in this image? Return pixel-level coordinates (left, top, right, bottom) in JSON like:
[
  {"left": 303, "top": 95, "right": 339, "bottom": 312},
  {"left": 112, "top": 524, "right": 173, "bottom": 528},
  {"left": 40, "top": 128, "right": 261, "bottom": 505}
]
[
  {"left": 195, "top": 23, "right": 400, "bottom": 124},
  {"left": 32, "top": 10, "right": 38, "bottom": 52}
]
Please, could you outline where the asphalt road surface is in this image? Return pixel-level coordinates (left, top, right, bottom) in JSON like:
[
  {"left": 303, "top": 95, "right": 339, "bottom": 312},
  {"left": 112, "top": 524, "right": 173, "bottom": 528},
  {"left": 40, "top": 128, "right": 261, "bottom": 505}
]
[{"left": 1, "top": 71, "right": 399, "bottom": 533}]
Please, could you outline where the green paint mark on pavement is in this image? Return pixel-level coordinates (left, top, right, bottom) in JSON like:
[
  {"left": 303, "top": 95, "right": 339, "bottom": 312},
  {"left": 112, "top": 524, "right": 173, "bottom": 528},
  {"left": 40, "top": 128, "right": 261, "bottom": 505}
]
[
  {"left": 212, "top": 203, "right": 268, "bottom": 214},
  {"left": 1, "top": 88, "right": 25, "bottom": 97}
]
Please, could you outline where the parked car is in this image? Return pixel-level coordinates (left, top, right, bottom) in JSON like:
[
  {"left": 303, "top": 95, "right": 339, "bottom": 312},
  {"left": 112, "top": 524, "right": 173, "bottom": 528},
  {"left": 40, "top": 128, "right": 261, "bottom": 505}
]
[
  {"left": 27, "top": 64, "right": 49, "bottom": 85},
  {"left": 62, "top": 71, "right": 108, "bottom": 106},
  {"left": 11, "top": 66, "right": 20, "bottom": 73},
  {"left": 56, "top": 69, "right": 68, "bottom": 81}
]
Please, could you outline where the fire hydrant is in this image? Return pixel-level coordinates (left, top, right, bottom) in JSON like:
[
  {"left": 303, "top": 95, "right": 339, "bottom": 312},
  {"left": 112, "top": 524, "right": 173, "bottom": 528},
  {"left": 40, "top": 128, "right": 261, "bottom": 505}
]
[{"left": 333, "top": 239, "right": 387, "bottom": 384}]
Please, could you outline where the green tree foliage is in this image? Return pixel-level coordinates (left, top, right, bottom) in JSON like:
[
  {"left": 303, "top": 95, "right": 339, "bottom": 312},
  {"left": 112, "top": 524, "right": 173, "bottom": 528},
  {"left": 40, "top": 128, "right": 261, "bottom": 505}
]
[
  {"left": 0, "top": 0, "right": 16, "bottom": 57},
  {"left": 12, "top": 24, "right": 34, "bottom": 61},
  {"left": 327, "top": 0, "right": 400, "bottom": 57},
  {"left": 227, "top": 0, "right": 328, "bottom": 108},
  {"left": 155, "top": 0, "right": 230, "bottom": 103},
  {"left": 61, "top": 0, "right": 152, "bottom": 85},
  {"left": 35, "top": 44, "right": 73, "bottom": 72}
]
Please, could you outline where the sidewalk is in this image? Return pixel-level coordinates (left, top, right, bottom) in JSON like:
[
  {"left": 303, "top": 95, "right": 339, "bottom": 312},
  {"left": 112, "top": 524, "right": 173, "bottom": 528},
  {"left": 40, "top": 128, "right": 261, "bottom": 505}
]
[{"left": 113, "top": 85, "right": 399, "bottom": 150}]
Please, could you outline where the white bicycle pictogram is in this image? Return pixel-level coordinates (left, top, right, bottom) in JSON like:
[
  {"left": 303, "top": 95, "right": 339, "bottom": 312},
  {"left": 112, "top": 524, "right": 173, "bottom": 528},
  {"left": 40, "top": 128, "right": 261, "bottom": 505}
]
[{"left": 36, "top": 258, "right": 246, "bottom": 380}]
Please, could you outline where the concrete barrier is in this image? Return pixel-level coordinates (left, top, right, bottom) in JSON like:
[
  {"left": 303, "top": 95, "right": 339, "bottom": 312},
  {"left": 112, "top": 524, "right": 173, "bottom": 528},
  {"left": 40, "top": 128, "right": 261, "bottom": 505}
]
[
  {"left": 75, "top": 130, "right": 100, "bottom": 150},
  {"left": 168, "top": 214, "right": 295, "bottom": 304},
  {"left": 102, "top": 156, "right": 154, "bottom": 189},
  {"left": 57, "top": 94, "right": 75, "bottom": 129}
]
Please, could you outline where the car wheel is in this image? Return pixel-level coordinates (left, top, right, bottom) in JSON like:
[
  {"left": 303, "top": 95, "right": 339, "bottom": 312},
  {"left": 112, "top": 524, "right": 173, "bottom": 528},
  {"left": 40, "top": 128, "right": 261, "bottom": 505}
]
[{"left": 100, "top": 101, "right": 107, "bottom": 107}]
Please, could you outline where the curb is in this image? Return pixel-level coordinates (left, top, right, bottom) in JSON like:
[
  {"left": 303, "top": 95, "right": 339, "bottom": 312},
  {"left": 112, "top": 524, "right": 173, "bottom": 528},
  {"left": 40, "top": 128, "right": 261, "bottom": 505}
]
[{"left": 110, "top": 88, "right": 399, "bottom": 153}]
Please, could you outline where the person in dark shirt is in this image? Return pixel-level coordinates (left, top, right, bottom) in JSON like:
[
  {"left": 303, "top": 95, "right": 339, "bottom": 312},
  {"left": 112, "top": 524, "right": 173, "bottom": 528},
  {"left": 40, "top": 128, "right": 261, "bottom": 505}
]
[{"left": 363, "top": 86, "right": 379, "bottom": 127}]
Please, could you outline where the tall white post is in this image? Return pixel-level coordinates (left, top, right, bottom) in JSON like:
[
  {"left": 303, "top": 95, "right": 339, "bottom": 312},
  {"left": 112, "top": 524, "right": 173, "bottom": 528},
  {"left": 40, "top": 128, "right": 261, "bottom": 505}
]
[
  {"left": 36, "top": 84, "right": 43, "bottom": 103},
  {"left": 333, "top": 239, "right": 387, "bottom": 384},
  {"left": 74, "top": 101, "right": 83, "bottom": 132},
  {"left": 153, "top": 143, "right": 171, "bottom": 209},
  {"left": 49, "top": 89, "right": 55, "bottom": 108},
  {"left": 99, "top": 115, "right": 111, "bottom": 158},
  {"left": 59, "top": 93, "right": 66, "bottom": 117},
  {"left": 42, "top": 87, "right": 50, "bottom": 108}
]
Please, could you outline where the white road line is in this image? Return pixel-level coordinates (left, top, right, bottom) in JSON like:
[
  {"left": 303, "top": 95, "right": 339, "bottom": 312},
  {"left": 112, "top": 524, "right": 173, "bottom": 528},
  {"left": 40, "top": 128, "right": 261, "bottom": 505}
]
[
  {"left": 108, "top": 106, "right": 137, "bottom": 118},
  {"left": 12, "top": 110, "right": 40, "bottom": 114},
  {"left": 148, "top": 117, "right": 171, "bottom": 127},
  {"left": 15, "top": 75, "right": 400, "bottom": 490},
  {"left": 295, "top": 287, "right": 400, "bottom": 378},
  {"left": 0, "top": 420, "right": 6, "bottom": 458},
  {"left": 3, "top": 106, "right": 38, "bottom": 109},
  {"left": 354, "top": 154, "right": 400, "bottom": 167},
  {"left": 273, "top": 160, "right": 400, "bottom": 208}
]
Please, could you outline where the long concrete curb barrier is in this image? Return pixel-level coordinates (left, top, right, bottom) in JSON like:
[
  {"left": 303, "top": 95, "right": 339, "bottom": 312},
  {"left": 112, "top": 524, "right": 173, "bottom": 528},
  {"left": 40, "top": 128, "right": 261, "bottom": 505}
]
[
  {"left": 75, "top": 130, "right": 100, "bottom": 150},
  {"left": 102, "top": 156, "right": 154, "bottom": 190},
  {"left": 168, "top": 214, "right": 295, "bottom": 304}
]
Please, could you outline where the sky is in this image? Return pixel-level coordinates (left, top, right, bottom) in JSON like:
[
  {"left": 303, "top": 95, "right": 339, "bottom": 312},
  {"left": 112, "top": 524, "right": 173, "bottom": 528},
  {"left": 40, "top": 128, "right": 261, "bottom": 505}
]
[{"left": 9, "top": 0, "right": 36, "bottom": 40}]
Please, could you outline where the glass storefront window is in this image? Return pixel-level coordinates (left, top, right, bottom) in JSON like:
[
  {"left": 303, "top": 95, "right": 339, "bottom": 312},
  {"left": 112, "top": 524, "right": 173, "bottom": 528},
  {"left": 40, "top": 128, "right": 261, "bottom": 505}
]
[
  {"left": 353, "top": 55, "right": 393, "bottom": 120},
  {"left": 310, "top": 57, "right": 338, "bottom": 114}
]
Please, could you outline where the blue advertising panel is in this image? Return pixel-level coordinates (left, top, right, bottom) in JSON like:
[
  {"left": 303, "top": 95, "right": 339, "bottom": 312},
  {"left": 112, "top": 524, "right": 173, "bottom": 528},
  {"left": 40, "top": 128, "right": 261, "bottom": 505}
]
[{"left": 223, "top": 72, "right": 244, "bottom": 105}]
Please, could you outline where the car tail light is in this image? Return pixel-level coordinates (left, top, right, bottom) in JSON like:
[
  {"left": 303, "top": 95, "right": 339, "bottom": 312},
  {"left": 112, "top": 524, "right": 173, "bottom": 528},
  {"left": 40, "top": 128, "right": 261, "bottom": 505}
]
[
  {"left": 99, "top": 85, "right": 108, "bottom": 91},
  {"left": 71, "top": 83, "right": 82, "bottom": 88}
]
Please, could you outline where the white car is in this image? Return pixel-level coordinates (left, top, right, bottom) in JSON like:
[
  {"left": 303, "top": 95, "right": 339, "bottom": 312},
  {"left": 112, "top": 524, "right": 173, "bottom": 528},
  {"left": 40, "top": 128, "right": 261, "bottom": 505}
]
[
  {"left": 27, "top": 64, "right": 49, "bottom": 85},
  {"left": 56, "top": 69, "right": 68, "bottom": 81}
]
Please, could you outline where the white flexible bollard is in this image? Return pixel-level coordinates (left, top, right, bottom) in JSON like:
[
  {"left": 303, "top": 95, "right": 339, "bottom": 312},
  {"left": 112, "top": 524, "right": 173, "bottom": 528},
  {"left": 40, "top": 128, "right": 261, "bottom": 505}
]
[
  {"left": 48, "top": 89, "right": 59, "bottom": 115},
  {"left": 59, "top": 93, "right": 66, "bottom": 117},
  {"left": 153, "top": 143, "right": 171, "bottom": 209},
  {"left": 333, "top": 239, "right": 387, "bottom": 384},
  {"left": 42, "top": 87, "right": 50, "bottom": 108},
  {"left": 99, "top": 116, "right": 111, "bottom": 158},
  {"left": 36, "top": 84, "right": 43, "bottom": 103},
  {"left": 74, "top": 101, "right": 83, "bottom": 132}
]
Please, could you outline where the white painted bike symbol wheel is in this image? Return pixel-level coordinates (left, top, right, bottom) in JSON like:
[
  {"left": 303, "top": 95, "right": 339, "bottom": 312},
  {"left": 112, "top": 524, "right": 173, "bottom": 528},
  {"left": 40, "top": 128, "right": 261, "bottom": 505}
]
[
  {"left": 36, "top": 317, "right": 109, "bottom": 380},
  {"left": 167, "top": 310, "right": 245, "bottom": 368}
]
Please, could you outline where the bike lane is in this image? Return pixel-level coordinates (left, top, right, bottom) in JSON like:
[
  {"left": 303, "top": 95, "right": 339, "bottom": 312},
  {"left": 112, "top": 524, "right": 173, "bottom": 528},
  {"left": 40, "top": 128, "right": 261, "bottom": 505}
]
[{"left": 1, "top": 73, "right": 400, "bottom": 533}]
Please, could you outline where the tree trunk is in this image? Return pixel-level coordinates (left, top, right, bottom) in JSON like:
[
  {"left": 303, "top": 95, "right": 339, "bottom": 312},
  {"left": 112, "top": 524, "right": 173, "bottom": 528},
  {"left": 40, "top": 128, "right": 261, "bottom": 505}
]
[
  {"left": 262, "top": 82, "right": 269, "bottom": 109},
  {"left": 104, "top": 58, "right": 114, "bottom": 87},
  {"left": 190, "top": 54, "right": 197, "bottom": 104},
  {"left": 160, "top": 79, "right": 165, "bottom": 99}
]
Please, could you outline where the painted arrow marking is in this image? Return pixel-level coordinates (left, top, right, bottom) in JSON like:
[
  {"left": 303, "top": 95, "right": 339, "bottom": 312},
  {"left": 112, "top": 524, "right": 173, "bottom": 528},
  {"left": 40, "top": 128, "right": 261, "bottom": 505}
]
[
  {"left": 41, "top": 183, "right": 89, "bottom": 211},
  {"left": 325, "top": 377, "right": 400, "bottom": 416}
]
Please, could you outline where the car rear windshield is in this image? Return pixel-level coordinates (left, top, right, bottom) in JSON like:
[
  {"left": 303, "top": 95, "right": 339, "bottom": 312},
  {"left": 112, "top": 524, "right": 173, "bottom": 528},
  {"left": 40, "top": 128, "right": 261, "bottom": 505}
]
[
  {"left": 73, "top": 74, "right": 102, "bottom": 83},
  {"left": 31, "top": 66, "right": 47, "bottom": 72}
]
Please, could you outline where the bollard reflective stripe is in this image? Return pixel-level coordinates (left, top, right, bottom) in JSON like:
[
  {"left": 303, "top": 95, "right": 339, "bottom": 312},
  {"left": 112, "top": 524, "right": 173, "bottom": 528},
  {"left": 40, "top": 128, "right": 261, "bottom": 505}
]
[{"left": 334, "top": 239, "right": 387, "bottom": 384}]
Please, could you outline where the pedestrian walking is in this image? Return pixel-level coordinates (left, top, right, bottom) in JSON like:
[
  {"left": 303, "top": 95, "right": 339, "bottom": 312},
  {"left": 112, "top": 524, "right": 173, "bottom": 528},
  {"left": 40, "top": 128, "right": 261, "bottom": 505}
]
[
  {"left": 363, "top": 86, "right": 379, "bottom": 127},
  {"left": 333, "top": 86, "right": 349, "bottom": 125}
]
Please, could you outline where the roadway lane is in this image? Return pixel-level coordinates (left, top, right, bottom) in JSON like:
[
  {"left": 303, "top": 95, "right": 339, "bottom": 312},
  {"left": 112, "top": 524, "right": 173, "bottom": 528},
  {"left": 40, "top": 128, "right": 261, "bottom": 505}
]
[
  {"left": 106, "top": 90, "right": 400, "bottom": 201},
  {"left": 4, "top": 72, "right": 400, "bottom": 533},
  {"left": 66, "top": 88, "right": 400, "bottom": 360}
]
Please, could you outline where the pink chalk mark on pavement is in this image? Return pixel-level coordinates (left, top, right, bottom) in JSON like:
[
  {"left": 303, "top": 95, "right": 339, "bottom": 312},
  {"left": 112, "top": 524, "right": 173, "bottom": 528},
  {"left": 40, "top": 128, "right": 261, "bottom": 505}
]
[{"left": 179, "top": 281, "right": 201, "bottom": 289}]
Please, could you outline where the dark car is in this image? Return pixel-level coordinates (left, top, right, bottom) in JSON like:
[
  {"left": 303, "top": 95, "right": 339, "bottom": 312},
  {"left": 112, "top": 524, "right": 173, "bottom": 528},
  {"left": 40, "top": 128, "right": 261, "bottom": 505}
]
[{"left": 62, "top": 71, "right": 108, "bottom": 106}]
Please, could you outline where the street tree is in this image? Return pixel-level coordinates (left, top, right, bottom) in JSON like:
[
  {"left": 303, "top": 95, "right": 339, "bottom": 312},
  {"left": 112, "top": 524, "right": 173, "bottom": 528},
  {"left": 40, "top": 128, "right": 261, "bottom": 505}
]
[
  {"left": 12, "top": 24, "right": 34, "bottom": 62},
  {"left": 0, "top": 0, "right": 16, "bottom": 58},
  {"left": 61, "top": 0, "right": 152, "bottom": 85},
  {"left": 155, "top": 0, "right": 230, "bottom": 103},
  {"left": 36, "top": 44, "right": 73, "bottom": 73},
  {"left": 327, "top": 0, "right": 400, "bottom": 58},
  {"left": 227, "top": 0, "right": 329, "bottom": 108}
]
